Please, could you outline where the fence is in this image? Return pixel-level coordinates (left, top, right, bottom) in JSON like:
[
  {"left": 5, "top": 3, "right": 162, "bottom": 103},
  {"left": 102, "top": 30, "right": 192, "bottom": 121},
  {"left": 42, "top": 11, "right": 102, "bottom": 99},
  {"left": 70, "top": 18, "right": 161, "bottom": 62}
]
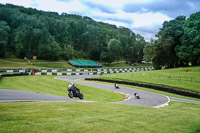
[{"left": 0, "top": 67, "right": 154, "bottom": 76}]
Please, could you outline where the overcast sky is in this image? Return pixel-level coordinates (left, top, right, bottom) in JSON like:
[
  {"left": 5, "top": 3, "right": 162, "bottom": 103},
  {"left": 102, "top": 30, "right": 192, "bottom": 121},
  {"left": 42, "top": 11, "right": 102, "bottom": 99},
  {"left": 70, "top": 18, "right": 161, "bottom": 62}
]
[{"left": 1, "top": 0, "right": 200, "bottom": 41}]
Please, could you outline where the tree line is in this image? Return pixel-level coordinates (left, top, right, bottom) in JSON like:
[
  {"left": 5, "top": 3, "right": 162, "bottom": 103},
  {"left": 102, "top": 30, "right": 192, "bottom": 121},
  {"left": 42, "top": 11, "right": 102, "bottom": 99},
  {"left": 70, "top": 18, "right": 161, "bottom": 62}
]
[
  {"left": 144, "top": 11, "right": 200, "bottom": 69},
  {"left": 0, "top": 4, "right": 146, "bottom": 63}
]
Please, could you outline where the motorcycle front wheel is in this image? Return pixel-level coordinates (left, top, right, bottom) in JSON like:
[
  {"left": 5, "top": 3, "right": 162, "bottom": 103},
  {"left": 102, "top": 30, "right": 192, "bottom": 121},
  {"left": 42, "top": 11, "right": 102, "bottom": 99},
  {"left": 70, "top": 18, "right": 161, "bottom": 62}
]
[{"left": 79, "top": 93, "right": 84, "bottom": 100}]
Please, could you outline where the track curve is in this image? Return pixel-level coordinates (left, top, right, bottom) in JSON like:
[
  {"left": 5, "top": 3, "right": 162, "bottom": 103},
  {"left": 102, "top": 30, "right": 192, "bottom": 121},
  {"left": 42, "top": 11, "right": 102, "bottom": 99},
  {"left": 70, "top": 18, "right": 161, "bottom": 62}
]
[
  {"left": 55, "top": 75, "right": 170, "bottom": 107},
  {"left": 0, "top": 88, "right": 92, "bottom": 103}
]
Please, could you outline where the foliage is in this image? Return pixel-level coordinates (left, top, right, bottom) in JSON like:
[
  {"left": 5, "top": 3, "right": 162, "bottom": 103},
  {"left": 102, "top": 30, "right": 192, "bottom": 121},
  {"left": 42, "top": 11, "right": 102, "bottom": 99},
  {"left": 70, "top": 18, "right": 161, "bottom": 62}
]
[
  {"left": 0, "top": 4, "right": 146, "bottom": 62},
  {"left": 107, "top": 38, "right": 122, "bottom": 62},
  {"left": 144, "top": 12, "right": 200, "bottom": 68},
  {"left": 0, "top": 21, "right": 10, "bottom": 57},
  {"left": 62, "top": 45, "right": 75, "bottom": 60},
  {"left": 178, "top": 12, "right": 200, "bottom": 66},
  {"left": 143, "top": 39, "right": 155, "bottom": 62},
  {"left": 154, "top": 16, "right": 185, "bottom": 68}
]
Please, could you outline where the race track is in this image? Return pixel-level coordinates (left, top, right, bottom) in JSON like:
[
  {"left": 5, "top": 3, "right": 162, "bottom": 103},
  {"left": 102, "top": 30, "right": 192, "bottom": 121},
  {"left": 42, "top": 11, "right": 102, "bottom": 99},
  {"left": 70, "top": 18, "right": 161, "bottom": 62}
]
[
  {"left": 55, "top": 75, "right": 170, "bottom": 108},
  {"left": 1, "top": 75, "right": 199, "bottom": 107},
  {"left": 0, "top": 88, "right": 91, "bottom": 103}
]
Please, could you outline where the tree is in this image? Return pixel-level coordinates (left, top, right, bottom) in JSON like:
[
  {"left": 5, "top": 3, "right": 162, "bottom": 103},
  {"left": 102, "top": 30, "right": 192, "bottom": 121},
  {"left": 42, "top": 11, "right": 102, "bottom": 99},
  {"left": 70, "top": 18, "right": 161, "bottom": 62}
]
[
  {"left": 153, "top": 16, "right": 186, "bottom": 68},
  {"left": 62, "top": 45, "right": 75, "bottom": 60},
  {"left": 135, "top": 34, "right": 146, "bottom": 62},
  {"left": 15, "top": 15, "right": 49, "bottom": 58},
  {"left": 107, "top": 38, "right": 122, "bottom": 62},
  {"left": 0, "top": 21, "right": 10, "bottom": 57},
  {"left": 100, "top": 51, "right": 112, "bottom": 64},
  {"left": 178, "top": 11, "right": 200, "bottom": 66},
  {"left": 38, "top": 36, "right": 61, "bottom": 60},
  {"left": 0, "top": 4, "right": 148, "bottom": 62},
  {"left": 88, "top": 45, "right": 101, "bottom": 61},
  {"left": 143, "top": 39, "right": 155, "bottom": 62}
]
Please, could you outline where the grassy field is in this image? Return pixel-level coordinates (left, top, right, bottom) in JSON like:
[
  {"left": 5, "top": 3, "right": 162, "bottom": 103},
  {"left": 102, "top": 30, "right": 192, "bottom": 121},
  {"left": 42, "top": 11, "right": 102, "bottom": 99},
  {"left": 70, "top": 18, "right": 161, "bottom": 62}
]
[
  {"left": 0, "top": 59, "right": 34, "bottom": 68},
  {"left": 0, "top": 58, "right": 74, "bottom": 69},
  {"left": 82, "top": 79, "right": 200, "bottom": 101},
  {"left": 0, "top": 58, "right": 151, "bottom": 69},
  {"left": 0, "top": 101, "right": 200, "bottom": 133},
  {"left": 95, "top": 66, "right": 200, "bottom": 93},
  {"left": 0, "top": 69, "right": 200, "bottom": 132},
  {"left": 0, "top": 76, "right": 124, "bottom": 102},
  {"left": 102, "top": 62, "right": 152, "bottom": 68}
]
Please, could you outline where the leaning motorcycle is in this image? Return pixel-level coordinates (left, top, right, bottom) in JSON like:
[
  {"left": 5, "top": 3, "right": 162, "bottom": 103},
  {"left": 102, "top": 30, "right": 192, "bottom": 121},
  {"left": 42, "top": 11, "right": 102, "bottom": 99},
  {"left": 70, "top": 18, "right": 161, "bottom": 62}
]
[{"left": 68, "top": 82, "right": 84, "bottom": 100}]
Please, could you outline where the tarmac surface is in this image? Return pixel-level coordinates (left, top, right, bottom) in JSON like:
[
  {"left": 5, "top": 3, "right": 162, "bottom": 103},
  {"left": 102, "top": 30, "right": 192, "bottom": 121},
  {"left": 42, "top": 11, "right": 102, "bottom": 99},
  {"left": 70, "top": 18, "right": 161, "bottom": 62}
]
[
  {"left": 0, "top": 88, "right": 91, "bottom": 103},
  {"left": 55, "top": 75, "right": 170, "bottom": 107},
  {"left": 0, "top": 75, "right": 199, "bottom": 107}
]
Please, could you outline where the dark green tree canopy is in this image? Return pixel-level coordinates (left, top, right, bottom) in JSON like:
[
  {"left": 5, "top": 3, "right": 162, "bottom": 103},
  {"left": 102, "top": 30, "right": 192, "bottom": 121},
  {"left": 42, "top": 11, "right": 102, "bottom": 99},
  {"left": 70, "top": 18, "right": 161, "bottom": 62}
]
[
  {"left": 0, "top": 3, "right": 146, "bottom": 62},
  {"left": 144, "top": 12, "right": 200, "bottom": 68}
]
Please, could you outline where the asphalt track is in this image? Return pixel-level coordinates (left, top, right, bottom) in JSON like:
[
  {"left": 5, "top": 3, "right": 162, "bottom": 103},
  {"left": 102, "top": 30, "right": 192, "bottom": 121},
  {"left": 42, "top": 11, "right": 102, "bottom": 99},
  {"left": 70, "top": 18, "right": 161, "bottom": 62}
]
[
  {"left": 0, "top": 75, "right": 199, "bottom": 107},
  {"left": 55, "top": 75, "right": 200, "bottom": 106},
  {"left": 0, "top": 88, "right": 92, "bottom": 103},
  {"left": 55, "top": 75, "right": 170, "bottom": 108}
]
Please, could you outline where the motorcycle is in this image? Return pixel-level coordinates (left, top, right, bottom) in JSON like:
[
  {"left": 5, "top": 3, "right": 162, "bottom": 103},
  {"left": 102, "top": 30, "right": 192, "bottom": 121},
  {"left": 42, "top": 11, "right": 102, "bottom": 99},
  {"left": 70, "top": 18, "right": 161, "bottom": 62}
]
[
  {"left": 114, "top": 83, "right": 120, "bottom": 89},
  {"left": 68, "top": 82, "right": 84, "bottom": 100},
  {"left": 134, "top": 93, "right": 140, "bottom": 99}
]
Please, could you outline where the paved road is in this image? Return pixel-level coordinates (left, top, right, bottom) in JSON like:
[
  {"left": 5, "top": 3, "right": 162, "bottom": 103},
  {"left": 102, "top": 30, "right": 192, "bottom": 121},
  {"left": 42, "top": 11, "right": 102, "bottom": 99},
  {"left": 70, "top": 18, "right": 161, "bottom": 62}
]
[
  {"left": 170, "top": 97, "right": 200, "bottom": 104},
  {"left": 0, "top": 89, "right": 91, "bottom": 103},
  {"left": 55, "top": 75, "right": 200, "bottom": 106},
  {"left": 1, "top": 75, "right": 199, "bottom": 107},
  {"left": 56, "top": 75, "right": 170, "bottom": 107}
]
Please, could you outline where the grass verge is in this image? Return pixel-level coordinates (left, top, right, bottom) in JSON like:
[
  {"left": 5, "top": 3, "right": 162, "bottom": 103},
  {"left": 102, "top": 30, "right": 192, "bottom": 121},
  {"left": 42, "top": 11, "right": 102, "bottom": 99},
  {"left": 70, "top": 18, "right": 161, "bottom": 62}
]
[
  {"left": 82, "top": 79, "right": 200, "bottom": 101},
  {"left": 0, "top": 75, "right": 124, "bottom": 102},
  {"left": 0, "top": 58, "right": 75, "bottom": 69},
  {"left": 0, "top": 101, "right": 200, "bottom": 133},
  {"left": 94, "top": 66, "right": 200, "bottom": 93}
]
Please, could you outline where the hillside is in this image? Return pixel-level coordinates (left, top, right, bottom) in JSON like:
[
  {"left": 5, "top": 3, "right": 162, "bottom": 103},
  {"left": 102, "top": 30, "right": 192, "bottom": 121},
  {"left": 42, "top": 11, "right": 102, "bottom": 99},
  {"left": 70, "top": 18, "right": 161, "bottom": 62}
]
[{"left": 0, "top": 4, "right": 146, "bottom": 64}]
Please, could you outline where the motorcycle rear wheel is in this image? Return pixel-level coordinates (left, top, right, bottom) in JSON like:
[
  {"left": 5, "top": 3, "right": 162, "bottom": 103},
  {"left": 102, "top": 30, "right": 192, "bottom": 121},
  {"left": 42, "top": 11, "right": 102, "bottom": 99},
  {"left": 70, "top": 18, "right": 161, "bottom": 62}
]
[{"left": 68, "top": 91, "right": 73, "bottom": 98}]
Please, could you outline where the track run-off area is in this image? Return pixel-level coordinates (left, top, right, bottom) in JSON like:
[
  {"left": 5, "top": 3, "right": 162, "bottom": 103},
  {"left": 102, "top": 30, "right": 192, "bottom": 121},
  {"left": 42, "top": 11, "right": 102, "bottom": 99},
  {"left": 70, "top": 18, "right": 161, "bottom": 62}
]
[{"left": 0, "top": 75, "right": 199, "bottom": 108}]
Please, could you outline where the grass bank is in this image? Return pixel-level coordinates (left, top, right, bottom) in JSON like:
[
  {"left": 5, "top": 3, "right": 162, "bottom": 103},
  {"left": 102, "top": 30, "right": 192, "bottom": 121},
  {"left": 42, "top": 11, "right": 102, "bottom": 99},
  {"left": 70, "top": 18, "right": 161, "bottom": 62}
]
[
  {"left": 0, "top": 58, "right": 152, "bottom": 69},
  {"left": 94, "top": 66, "right": 200, "bottom": 94},
  {"left": 0, "top": 58, "right": 74, "bottom": 69},
  {"left": 0, "top": 76, "right": 124, "bottom": 102},
  {"left": 82, "top": 79, "right": 200, "bottom": 101},
  {"left": 0, "top": 101, "right": 200, "bottom": 133}
]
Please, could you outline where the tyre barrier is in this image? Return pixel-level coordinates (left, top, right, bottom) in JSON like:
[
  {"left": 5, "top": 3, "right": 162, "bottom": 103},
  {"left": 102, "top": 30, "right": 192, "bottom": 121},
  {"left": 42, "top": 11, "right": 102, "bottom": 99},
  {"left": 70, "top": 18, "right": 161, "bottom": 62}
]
[
  {"left": 0, "top": 67, "right": 153, "bottom": 74},
  {"left": 34, "top": 72, "right": 83, "bottom": 76},
  {"left": 97, "top": 67, "right": 153, "bottom": 72},
  {"left": 1, "top": 73, "right": 30, "bottom": 77},
  {"left": 85, "top": 78, "right": 200, "bottom": 99},
  {"left": 35, "top": 69, "right": 91, "bottom": 72},
  {"left": 0, "top": 67, "right": 154, "bottom": 76}
]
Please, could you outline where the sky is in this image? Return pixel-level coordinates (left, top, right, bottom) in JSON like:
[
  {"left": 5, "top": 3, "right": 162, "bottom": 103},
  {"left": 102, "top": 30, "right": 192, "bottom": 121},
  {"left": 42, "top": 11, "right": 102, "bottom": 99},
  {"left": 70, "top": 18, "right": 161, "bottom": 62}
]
[{"left": 1, "top": 0, "right": 200, "bottom": 41}]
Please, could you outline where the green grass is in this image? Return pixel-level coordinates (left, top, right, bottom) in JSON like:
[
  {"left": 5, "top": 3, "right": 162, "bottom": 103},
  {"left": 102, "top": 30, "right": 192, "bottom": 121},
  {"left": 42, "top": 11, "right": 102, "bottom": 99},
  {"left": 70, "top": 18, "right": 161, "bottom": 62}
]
[
  {"left": 0, "top": 59, "right": 34, "bottom": 68},
  {"left": 82, "top": 79, "right": 200, "bottom": 101},
  {"left": 0, "top": 66, "right": 200, "bottom": 132},
  {"left": 102, "top": 62, "right": 152, "bottom": 68},
  {"left": 102, "top": 62, "right": 132, "bottom": 67},
  {"left": 0, "top": 58, "right": 75, "bottom": 69},
  {"left": 95, "top": 66, "right": 200, "bottom": 93},
  {"left": 0, "top": 101, "right": 200, "bottom": 133},
  {"left": 0, "top": 76, "right": 124, "bottom": 102},
  {"left": 32, "top": 62, "right": 74, "bottom": 68},
  {"left": 0, "top": 58, "right": 152, "bottom": 69}
]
